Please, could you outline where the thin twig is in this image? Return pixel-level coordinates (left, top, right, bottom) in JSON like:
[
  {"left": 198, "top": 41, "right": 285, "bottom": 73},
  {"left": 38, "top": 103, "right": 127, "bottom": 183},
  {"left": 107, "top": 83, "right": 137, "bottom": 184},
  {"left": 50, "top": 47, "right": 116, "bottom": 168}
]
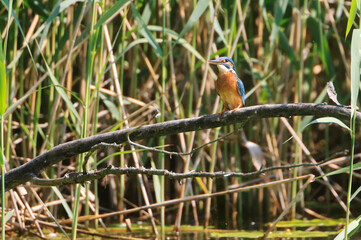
[
  {"left": 263, "top": 174, "right": 315, "bottom": 238},
  {"left": 56, "top": 174, "right": 314, "bottom": 224},
  {"left": 31, "top": 161, "right": 326, "bottom": 186},
  {"left": 83, "top": 119, "right": 242, "bottom": 172}
]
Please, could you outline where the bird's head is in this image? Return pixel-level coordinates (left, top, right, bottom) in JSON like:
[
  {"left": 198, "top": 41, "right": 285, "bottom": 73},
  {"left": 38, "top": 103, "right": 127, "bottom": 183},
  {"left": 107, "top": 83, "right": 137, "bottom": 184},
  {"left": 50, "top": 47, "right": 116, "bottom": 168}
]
[{"left": 208, "top": 57, "right": 236, "bottom": 74}]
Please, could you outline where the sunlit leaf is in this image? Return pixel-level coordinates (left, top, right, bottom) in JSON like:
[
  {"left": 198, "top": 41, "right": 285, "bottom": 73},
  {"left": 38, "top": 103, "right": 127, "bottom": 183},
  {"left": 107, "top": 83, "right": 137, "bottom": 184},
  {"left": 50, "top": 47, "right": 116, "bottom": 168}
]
[
  {"left": 320, "top": 162, "right": 361, "bottom": 178},
  {"left": 334, "top": 215, "right": 361, "bottom": 240},
  {"left": 303, "top": 117, "right": 350, "bottom": 132},
  {"left": 351, "top": 29, "right": 361, "bottom": 116},
  {"left": 0, "top": 1, "right": 7, "bottom": 116},
  {"left": 51, "top": 186, "right": 73, "bottom": 220},
  {"left": 4, "top": 210, "right": 13, "bottom": 223},
  {"left": 141, "top": 1, "right": 152, "bottom": 24},
  {"left": 288, "top": 116, "right": 350, "bottom": 144},
  {"left": 102, "top": 97, "right": 120, "bottom": 121},
  {"left": 345, "top": 0, "right": 357, "bottom": 39},
  {"left": 351, "top": 186, "right": 361, "bottom": 201}
]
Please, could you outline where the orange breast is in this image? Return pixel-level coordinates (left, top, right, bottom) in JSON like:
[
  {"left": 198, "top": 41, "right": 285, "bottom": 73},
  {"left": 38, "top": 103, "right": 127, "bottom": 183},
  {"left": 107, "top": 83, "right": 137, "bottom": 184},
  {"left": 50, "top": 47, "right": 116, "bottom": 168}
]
[{"left": 216, "top": 72, "right": 244, "bottom": 109}]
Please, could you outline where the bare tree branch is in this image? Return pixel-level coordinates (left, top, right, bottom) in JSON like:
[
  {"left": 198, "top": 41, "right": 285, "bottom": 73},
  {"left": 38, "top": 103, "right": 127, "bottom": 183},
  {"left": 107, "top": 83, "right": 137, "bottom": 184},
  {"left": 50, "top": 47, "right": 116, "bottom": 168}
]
[
  {"left": 3, "top": 103, "right": 359, "bottom": 191},
  {"left": 30, "top": 160, "right": 329, "bottom": 187}
]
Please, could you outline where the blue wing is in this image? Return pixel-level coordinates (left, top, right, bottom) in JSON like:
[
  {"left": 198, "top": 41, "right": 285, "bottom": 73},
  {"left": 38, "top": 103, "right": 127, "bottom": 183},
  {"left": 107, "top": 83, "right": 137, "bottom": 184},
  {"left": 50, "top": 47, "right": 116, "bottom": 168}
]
[{"left": 236, "top": 78, "right": 246, "bottom": 105}]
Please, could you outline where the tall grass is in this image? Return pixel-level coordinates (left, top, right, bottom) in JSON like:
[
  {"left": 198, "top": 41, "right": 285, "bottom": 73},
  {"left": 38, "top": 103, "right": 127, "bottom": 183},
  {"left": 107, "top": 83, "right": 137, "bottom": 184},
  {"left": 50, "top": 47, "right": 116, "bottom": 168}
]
[
  {"left": 0, "top": 1, "right": 9, "bottom": 238},
  {"left": 0, "top": 0, "right": 360, "bottom": 237},
  {"left": 344, "top": 2, "right": 361, "bottom": 238},
  {"left": 0, "top": 54, "right": 6, "bottom": 240}
]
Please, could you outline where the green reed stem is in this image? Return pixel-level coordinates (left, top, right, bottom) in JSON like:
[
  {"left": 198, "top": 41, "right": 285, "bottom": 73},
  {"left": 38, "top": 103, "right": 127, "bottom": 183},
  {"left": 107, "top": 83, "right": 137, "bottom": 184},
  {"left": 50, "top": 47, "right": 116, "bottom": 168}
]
[
  {"left": 159, "top": 0, "right": 167, "bottom": 236},
  {"left": 187, "top": 0, "right": 196, "bottom": 118},
  {"left": 118, "top": 7, "right": 128, "bottom": 224},
  {"left": 344, "top": 9, "right": 361, "bottom": 235},
  {"left": 0, "top": 115, "right": 5, "bottom": 240},
  {"left": 72, "top": 1, "right": 97, "bottom": 238},
  {"left": 93, "top": 1, "right": 105, "bottom": 230},
  {"left": 291, "top": 0, "right": 307, "bottom": 219},
  {"left": 0, "top": 3, "right": 9, "bottom": 235},
  {"left": 204, "top": 128, "right": 220, "bottom": 228},
  {"left": 345, "top": 111, "right": 356, "bottom": 240}
]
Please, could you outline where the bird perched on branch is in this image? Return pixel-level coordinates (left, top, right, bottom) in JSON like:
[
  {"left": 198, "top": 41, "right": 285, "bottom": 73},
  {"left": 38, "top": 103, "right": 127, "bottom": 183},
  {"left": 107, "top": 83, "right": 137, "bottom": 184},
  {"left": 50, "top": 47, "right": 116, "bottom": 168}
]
[{"left": 208, "top": 57, "right": 245, "bottom": 114}]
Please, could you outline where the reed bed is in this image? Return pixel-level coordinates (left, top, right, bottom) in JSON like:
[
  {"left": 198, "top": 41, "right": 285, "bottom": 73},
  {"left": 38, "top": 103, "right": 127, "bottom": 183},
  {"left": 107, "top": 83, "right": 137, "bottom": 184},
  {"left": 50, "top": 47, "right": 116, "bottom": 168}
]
[{"left": 0, "top": 0, "right": 359, "bottom": 238}]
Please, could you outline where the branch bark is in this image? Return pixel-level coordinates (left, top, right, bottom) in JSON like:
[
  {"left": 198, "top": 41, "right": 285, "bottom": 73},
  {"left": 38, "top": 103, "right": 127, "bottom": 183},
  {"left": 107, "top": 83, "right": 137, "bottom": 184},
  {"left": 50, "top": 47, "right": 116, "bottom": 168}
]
[
  {"left": 4, "top": 103, "right": 359, "bottom": 191},
  {"left": 30, "top": 161, "right": 328, "bottom": 187}
]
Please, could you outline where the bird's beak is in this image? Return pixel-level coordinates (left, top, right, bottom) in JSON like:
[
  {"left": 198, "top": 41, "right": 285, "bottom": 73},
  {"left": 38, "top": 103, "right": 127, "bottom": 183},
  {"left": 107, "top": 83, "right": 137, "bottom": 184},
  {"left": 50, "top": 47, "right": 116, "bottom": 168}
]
[{"left": 208, "top": 60, "right": 223, "bottom": 65}]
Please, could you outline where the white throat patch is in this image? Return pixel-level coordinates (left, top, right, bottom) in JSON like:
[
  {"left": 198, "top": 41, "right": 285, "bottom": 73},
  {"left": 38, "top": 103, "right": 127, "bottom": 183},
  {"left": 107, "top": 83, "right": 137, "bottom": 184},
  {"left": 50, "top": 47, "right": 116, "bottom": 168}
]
[{"left": 217, "top": 64, "right": 236, "bottom": 74}]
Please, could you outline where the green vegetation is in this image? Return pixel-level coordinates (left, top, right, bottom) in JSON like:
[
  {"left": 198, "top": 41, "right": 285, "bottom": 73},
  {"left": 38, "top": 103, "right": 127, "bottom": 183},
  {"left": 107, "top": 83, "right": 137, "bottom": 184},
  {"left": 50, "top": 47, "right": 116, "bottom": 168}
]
[{"left": 0, "top": 0, "right": 360, "bottom": 238}]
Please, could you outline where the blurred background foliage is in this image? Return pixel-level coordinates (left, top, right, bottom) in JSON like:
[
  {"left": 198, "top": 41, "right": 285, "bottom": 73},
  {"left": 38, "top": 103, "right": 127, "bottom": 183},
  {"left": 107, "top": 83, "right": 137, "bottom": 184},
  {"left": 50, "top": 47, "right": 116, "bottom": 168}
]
[{"left": 0, "top": 0, "right": 358, "bottom": 234}]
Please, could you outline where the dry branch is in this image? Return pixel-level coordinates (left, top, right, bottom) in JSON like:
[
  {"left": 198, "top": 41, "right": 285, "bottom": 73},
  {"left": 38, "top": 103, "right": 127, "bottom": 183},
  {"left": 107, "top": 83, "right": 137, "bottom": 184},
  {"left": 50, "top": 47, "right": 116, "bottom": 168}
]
[
  {"left": 31, "top": 161, "right": 327, "bottom": 187},
  {"left": 3, "top": 103, "right": 359, "bottom": 191}
]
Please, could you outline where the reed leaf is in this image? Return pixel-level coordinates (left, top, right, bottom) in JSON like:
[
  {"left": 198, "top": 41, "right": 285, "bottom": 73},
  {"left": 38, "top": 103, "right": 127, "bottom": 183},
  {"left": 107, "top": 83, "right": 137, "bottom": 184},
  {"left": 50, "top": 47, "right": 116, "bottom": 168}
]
[
  {"left": 130, "top": 2, "right": 162, "bottom": 57},
  {"left": 302, "top": 117, "right": 350, "bottom": 132},
  {"left": 177, "top": 0, "right": 211, "bottom": 41},
  {"left": 94, "top": 0, "right": 129, "bottom": 29},
  {"left": 209, "top": 1, "right": 227, "bottom": 45},
  {"left": 321, "top": 161, "right": 361, "bottom": 178},
  {"left": 345, "top": 0, "right": 357, "bottom": 39},
  {"left": 334, "top": 215, "right": 361, "bottom": 240},
  {"left": 270, "top": 0, "right": 288, "bottom": 51},
  {"left": 4, "top": 210, "right": 13, "bottom": 223},
  {"left": 1, "top": 0, "right": 35, "bottom": 67},
  {"left": 350, "top": 29, "right": 361, "bottom": 113},
  {"left": 42, "top": 56, "right": 81, "bottom": 122},
  {"left": 0, "top": 45, "right": 6, "bottom": 116}
]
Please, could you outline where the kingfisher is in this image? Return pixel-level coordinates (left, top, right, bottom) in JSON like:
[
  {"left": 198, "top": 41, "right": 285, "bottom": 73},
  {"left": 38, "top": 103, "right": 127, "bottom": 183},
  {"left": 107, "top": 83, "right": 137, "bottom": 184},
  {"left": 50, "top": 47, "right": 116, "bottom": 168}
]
[{"left": 208, "top": 57, "right": 246, "bottom": 114}]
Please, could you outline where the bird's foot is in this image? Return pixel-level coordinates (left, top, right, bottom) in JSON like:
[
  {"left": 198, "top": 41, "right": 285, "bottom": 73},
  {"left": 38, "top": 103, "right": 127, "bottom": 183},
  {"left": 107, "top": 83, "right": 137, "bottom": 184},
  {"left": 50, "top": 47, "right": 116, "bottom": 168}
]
[
  {"left": 232, "top": 104, "right": 243, "bottom": 112},
  {"left": 220, "top": 107, "right": 226, "bottom": 115}
]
